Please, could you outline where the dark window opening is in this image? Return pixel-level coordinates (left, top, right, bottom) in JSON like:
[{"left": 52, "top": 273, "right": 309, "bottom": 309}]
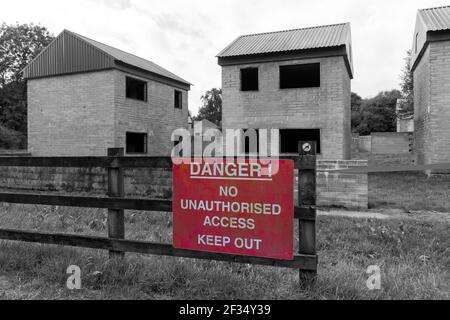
[
  {"left": 243, "top": 129, "right": 259, "bottom": 154},
  {"left": 279, "top": 63, "right": 320, "bottom": 89},
  {"left": 126, "top": 132, "right": 147, "bottom": 154},
  {"left": 241, "top": 68, "right": 259, "bottom": 91},
  {"left": 174, "top": 90, "right": 182, "bottom": 109},
  {"left": 280, "top": 129, "right": 321, "bottom": 154},
  {"left": 126, "top": 77, "right": 147, "bottom": 101}
]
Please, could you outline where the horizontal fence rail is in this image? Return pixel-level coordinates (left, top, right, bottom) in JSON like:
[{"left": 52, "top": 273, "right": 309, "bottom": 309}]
[
  {"left": 0, "top": 155, "right": 314, "bottom": 170},
  {"left": 0, "top": 193, "right": 315, "bottom": 220},
  {"left": 0, "top": 229, "right": 318, "bottom": 270},
  {"left": 0, "top": 193, "right": 172, "bottom": 212},
  {"left": 0, "top": 156, "right": 173, "bottom": 169}
]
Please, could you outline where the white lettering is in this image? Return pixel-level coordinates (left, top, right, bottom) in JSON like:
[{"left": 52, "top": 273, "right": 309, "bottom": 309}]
[{"left": 190, "top": 163, "right": 201, "bottom": 175}]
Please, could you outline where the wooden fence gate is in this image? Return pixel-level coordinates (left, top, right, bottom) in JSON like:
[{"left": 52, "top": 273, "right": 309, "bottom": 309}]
[{"left": 0, "top": 146, "right": 318, "bottom": 284}]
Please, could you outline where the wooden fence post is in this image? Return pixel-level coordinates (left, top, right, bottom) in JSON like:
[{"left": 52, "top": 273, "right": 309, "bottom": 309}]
[
  {"left": 298, "top": 141, "right": 317, "bottom": 285},
  {"left": 107, "top": 148, "right": 125, "bottom": 259}
]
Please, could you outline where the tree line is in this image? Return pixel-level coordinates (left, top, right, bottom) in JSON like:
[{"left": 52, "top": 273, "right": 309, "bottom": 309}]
[{"left": 0, "top": 23, "right": 54, "bottom": 149}]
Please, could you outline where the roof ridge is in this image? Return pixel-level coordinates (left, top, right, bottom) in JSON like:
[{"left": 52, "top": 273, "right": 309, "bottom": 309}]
[
  {"left": 66, "top": 29, "right": 152, "bottom": 64},
  {"left": 64, "top": 29, "right": 190, "bottom": 85},
  {"left": 63, "top": 29, "right": 115, "bottom": 60},
  {"left": 419, "top": 5, "right": 450, "bottom": 11},
  {"left": 238, "top": 22, "right": 349, "bottom": 38}
]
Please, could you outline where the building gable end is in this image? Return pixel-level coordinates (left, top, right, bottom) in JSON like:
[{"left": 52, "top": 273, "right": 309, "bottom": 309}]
[{"left": 23, "top": 30, "right": 115, "bottom": 79}]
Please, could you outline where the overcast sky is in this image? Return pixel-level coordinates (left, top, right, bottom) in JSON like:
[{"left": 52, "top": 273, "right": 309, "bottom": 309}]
[{"left": 1, "top": 0, "right": 449, "bottom": 114}]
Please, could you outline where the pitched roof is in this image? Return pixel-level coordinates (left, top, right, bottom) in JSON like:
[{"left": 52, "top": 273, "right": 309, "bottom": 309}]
[
  {"left": 23, "top": 30, "right": 190, "bottom": 87},
  {"left": 418, "top": 5, "right": 450, "bottom": 31},
  {"left": 71, "top": 31, "right": 190, "bottom": 85},
  {"left": 411, "top": 6, "right": 450, "bottom": 71},
  {"left": 217, "top": 23, "right": 351, "bottom": 57}
]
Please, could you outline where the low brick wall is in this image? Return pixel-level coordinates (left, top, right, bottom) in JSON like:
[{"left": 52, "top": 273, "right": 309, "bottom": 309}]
[
  {"left": 0, "top": 166, "right": 172, "bottom": 199},
  {"left": 316, "top": 160, "right": 368, "bottom": 209}
]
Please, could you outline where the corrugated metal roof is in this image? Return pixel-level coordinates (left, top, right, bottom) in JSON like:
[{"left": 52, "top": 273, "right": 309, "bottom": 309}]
[
  {"left": 217, "top": 23, "right": 350, "bottom": 57},
  {"left": 70, "top": 31, "right": 190, "bottom": 85},
  {"left": 23, "top": 30, "right": 190, "bottom": 86},
  {"left": 419, "top": 5, "right": 450, "bottom": 31},
  {"left": 22, "top": 31, "right": 114, "bottom": 79}
]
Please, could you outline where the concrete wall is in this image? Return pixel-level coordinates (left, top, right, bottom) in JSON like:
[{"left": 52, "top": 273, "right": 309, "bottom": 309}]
[
  {"left": 28, "top": 71, "right": 116, "bottom": 156},
  {"left": 28, "top": 70, "right": 189, "bottom": 157},
  {"left": 316, "top": 160, "right": 368, "bottom": 209},
  {"left": 371, "top": 132, "right": 413, "bottom": 155},
  {"left": 352, "top": 133, "right": 414, "bottom": 167},
  {"left": 358, "top": 136, "right": 372, "bottom": 153},
  {"left": 397, "top": 117, "right": 414, "bottom": 133},
  {"left": 222, "top": 56, "right": 351, "bottom": 160}
]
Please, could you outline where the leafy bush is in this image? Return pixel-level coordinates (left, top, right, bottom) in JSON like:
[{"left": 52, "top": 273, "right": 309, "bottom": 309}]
[{"left": 0, "top": 125, "right": 26, "bottom": 149}]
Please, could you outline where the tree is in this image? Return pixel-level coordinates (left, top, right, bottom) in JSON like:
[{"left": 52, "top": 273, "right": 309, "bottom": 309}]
[
  {"left": 0, "top": 23, "right": 54, "bottom": 148},
  {"left": 193, "top": 88, "right": 222, "bottom": 128},
  {"left": 0, "top": 23, "right": 54, "bottom": 86},
  {"left": 351, "top": 92, "right": 363, "bottom": 132},
  {"left": 398, "top": 50, "right": 414, "bottom": 115},
  {"left": 355, "top": 90, "right": 402, "bottom": 135}
]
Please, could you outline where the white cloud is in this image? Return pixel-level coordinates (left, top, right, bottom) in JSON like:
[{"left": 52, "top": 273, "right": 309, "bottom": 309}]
[{"left": 1, "top": 0, "right": 449, "bottom": 113}]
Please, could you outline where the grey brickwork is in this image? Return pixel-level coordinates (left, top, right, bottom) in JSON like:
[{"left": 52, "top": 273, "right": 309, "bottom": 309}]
[
  {"left": 414, "top": 41, "right": 450, "bottom": 167},
  {"left": 28, "top": 70, "right": 116, "bottom": 156},
  {"left": 28, "top": 70, "right": 188, "bottom": 156},
  {"left": 221, "top": 56, "right": 351, "bottom": 159},
  {"left": 112, "top": 70, "right": 188, "bottom": 156}
]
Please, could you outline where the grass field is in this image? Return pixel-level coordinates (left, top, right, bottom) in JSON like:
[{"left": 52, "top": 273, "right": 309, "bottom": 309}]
[
  {"left": 369, "top": 172, "right": 450, "bottom": 212},
  {"left": 0, "top": 203, "right": 448, "bottom": 300}
]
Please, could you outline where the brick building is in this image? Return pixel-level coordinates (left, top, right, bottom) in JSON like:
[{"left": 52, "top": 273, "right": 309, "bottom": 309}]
[
  {"left": 411, "top": 6, "right": 450, "bottom": 167},
  {"left": 23, "top": 30, "right": 190, "bottom": 156},
  {"left": 217, "top": 23, "right": 353, "bottom": 159}
]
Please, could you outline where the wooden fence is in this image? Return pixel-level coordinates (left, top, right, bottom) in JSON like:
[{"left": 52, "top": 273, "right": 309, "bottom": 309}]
[{"left": 0, "top": 147, "right": 318, "bottom": 283}]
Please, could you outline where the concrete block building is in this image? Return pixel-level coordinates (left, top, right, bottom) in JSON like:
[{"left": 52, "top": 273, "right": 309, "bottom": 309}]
[
  {"left": 217, "top": 23, "right": 353, "bottom": 159},
  {"left": 23, "top": 30, "right": 190, "bottom": 156},
  {"left": 411, "top": 6, "right": 450, "bottom": 167}
]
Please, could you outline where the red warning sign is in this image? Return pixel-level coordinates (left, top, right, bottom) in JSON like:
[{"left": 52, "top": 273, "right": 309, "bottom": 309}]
[{"left": 173, "top": 159, "right": 294, "bottom": 260}]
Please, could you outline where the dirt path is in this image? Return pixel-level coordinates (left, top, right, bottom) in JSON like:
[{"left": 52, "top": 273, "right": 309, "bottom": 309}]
[{"left": 318, "top": 208, "right": 450, "bottom": 223}]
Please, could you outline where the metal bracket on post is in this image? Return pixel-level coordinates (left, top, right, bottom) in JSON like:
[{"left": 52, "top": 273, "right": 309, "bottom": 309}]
[
  {"left": 107, "top": 148, "right": 125, "bottom": 259},
  {"left": 298, "top": 141, "right": 317, "bottom": 285}
]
